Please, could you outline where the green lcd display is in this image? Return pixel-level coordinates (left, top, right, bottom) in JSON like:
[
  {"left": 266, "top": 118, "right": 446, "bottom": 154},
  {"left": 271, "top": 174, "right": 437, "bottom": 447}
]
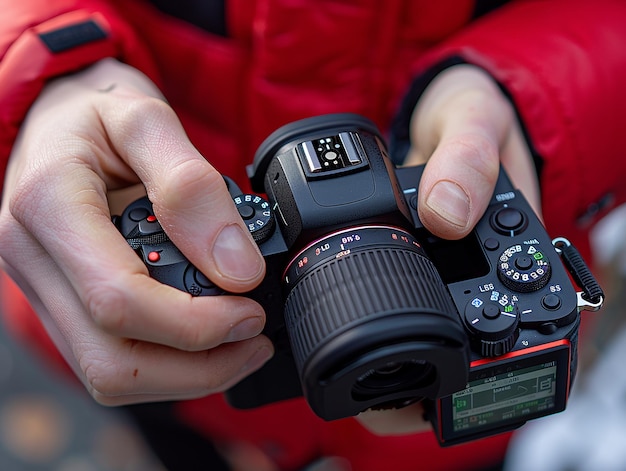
[
  {"left": 451, "top": 361, "right": 557, "bottom": 432},
  {"left": 436, "top": 345, "right": 571, "bottom": 445}
]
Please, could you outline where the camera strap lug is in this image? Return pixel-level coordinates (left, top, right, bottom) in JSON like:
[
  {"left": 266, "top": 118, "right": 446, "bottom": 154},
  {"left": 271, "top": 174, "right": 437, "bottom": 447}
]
[
  {"left": 552, "top": 237, "right": 604, "bottom": 312},
  {"left": 575, "top": 291, "right": 604, "bottom": 312}
]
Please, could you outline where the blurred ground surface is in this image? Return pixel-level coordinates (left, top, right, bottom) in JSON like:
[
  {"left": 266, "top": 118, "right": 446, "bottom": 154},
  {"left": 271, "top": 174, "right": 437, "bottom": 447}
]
[{"left": 0, "top": 320, "right": 165, "bottom": 471}]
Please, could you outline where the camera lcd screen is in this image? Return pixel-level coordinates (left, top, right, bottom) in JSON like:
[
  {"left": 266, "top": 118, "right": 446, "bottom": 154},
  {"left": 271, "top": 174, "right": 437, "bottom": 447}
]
[
  {"left": 436, "top": 344, "right": 571, "bottom": 444},
  {"left": 451, "top": 362, "right": 557, "bottom": 433}
]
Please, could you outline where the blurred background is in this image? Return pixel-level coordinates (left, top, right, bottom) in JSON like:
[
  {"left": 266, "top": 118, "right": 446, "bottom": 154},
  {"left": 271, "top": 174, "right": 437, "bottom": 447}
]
[
  {"left": 1, "top": 204, "right": 625, "bottom": 471},
  {"left": 505, "top": 204, "right": 626, "bottom": 471},
  {"left": 0, "top": 314, "right": 165, "bottom": 471}
]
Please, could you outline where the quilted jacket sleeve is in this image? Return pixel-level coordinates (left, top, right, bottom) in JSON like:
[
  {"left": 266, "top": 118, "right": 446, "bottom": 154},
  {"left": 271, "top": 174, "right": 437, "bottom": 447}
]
[
  {"left": 393, "top": 0, "right": 626, "bottom": 259},
  {"left": 0, "top": 0, "right": 158, "bottom": 188}
]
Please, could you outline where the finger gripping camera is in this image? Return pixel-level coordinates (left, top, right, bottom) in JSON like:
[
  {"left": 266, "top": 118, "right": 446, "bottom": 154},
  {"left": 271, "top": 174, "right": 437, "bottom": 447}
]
[{"left": 116, "top": 114, "right": 603, "bottom": 446}]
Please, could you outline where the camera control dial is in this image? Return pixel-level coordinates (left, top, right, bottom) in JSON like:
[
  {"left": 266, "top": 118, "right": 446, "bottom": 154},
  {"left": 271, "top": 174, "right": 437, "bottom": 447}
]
[
  {"left": 497, "top": 244, "right": 551, "bottom": 293},
  {"left": 233, "top": 194, "right": 275, "bottom": 243},
  {"left": 464, "top": 295, "right": 520, "bottom": 357}
]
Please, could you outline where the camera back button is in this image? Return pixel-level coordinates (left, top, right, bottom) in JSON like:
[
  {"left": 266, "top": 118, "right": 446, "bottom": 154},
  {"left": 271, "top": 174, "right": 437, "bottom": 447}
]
[
  {"left": 491, "top": 207, "right": 528, "bottom": 236},
  {"left": 542, "top": 294, "right": 562, "bottom": 310}
]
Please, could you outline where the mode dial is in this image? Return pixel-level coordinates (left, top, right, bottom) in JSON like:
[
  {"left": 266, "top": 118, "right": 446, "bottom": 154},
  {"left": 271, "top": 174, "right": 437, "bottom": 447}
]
[
  {"left": 464, "top": 294, "right": 519, "bottom": 357},
  {"left": 233, "top": 194, "right": 275, "bottom": 243},
  {"left": 497, "top": 244, "right": 551, "bottom": 293}
]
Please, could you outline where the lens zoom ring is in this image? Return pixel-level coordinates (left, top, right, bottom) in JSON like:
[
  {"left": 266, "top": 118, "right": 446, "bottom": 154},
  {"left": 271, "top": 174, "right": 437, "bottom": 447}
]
[{"left": 284, "top": 248, "right": 457, "bottom": 372}]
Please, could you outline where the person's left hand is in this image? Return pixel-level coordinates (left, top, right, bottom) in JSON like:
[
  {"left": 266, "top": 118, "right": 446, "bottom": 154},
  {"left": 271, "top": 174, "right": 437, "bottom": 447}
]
[{"left": 357, "top": 64, "right": 541, "bottom": 436}]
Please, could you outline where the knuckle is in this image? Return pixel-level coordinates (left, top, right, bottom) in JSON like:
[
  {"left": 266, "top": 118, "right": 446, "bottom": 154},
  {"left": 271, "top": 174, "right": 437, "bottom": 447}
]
[
  {"left": 0, "top": 212, "right": 19, "bottom": 259},
  {"left": 156, "top": 158, "right": 225, "bottom": 213},
  {"left": 117, "top": 94, "right": 172, "bottom": 129},
  {"left": 173, "top": 321, "right": 206, "bottom": 352},
  {"left": 8, "top": 169, "right": 49, "bottom": 228},
  {"left": 7, "top": 147, "right": 95, "bottom": 229},
  {"left": 113, "top": 95, "right": 177, "bottom": 147},
  {"left": 172, "top": 301, "right": 229, "bottom": 351},
  {"left": 81, "top": 351, "right": 129, "bottom": 401},
  {"left": 84, "top": 282, "right": 128, "bottom": 332}
]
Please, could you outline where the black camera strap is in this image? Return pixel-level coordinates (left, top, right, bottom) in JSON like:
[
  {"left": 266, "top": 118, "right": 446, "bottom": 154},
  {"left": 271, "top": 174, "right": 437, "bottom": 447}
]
[{"left": 553, "top": 237, "right": 604, "bottom": 311}]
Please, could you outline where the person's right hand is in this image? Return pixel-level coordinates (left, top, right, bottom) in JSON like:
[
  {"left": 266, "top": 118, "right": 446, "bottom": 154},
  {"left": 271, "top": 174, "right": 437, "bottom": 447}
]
[{"left": 0, "top": 58, "right": 274, "bottom": 405}]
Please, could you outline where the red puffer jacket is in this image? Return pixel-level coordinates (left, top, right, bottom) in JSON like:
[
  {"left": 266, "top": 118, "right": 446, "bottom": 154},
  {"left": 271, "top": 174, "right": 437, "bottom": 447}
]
[{"left": 2, "top": 1, "right": 626, "bottom": 470}]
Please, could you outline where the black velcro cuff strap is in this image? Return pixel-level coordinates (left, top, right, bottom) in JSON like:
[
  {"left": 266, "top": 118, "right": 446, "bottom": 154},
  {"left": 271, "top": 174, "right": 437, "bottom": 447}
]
[{"left": 38, "top": 19, "right": 107, "bottom": 53}]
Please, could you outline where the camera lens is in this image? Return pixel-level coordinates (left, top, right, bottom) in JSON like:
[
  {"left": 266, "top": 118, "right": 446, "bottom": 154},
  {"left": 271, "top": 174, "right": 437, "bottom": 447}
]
[{"left": 282, "top": 225, "right": 470, "bottom": 420}]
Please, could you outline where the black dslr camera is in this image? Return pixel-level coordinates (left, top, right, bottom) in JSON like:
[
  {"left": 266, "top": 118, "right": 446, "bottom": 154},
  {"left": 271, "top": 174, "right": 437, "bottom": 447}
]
[{"left": 116, "top": 114, "right": 603, "bottom": 446}]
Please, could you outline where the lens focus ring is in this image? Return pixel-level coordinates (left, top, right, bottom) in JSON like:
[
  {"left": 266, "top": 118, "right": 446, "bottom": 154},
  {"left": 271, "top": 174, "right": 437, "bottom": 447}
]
[{"left": 285, "top": 237, "right": 457, "bottom": 374}]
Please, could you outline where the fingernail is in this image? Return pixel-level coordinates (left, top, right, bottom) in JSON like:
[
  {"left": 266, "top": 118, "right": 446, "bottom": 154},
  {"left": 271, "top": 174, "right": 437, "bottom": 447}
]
[
  {"left": 212, "top": 224, "right": 264, "bottom": 281},
  {"left": 225, "top": 316, "right": 264, "bottom": 343},
  {"left": 425, "top": 181, "right": 470, "bottom": 228},
  {"left": 240, "top": 346, "right": 273, "bottom": 374}
]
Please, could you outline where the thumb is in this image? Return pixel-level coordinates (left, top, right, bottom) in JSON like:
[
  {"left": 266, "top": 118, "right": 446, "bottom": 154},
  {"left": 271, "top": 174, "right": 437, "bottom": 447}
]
[
  {"left": 408, "top": 65, "right": 518, "bottom": 240},
  {"left": 417, "top": 131, "right": 500, "bottom": 240},
  {"left": 99, "top": 94, "right": 265, "bottom": 293},
  {"left": 155, "top": 165, "right": 266, "bottom": 294}
]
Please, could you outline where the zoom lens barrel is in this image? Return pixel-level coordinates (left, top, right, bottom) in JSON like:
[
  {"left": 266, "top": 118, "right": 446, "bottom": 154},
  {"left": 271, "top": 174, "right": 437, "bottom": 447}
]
[{"left": 282, "top": 226, "right": 470, "bottom": 420}]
